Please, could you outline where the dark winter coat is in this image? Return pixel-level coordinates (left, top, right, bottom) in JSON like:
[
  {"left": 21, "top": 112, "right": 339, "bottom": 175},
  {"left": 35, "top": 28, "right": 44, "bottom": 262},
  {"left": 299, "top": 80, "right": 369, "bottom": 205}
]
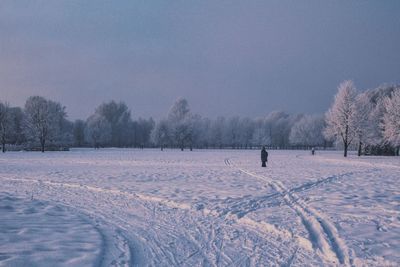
[{"left": 261, "top": 149, "right": 268, "bottom": 162}]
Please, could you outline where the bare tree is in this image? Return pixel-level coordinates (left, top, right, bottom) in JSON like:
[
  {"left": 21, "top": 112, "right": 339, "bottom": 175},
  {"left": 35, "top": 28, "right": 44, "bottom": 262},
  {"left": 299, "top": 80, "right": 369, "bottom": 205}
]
[{"left": 324, "top": 80, "right": 357, "bottom": 157}]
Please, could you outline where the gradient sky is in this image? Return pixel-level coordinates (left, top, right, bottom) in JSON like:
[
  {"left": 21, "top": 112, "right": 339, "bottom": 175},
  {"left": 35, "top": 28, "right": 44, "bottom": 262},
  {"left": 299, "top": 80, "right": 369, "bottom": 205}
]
[{"left": 1, "top": 1, "right": 399, "bottom": 120}]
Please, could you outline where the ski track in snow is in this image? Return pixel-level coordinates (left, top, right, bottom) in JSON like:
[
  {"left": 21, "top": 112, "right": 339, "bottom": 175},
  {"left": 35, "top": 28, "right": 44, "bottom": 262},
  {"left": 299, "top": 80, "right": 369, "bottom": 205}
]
[
  {"left": 2, "top": 175, "right": 308, "bottom": 266},
  {"left": 2, "top": 161, "right": 353, "bottom": 266},
  {"left": 224, "top": 158, "right": 352, "bottom": 266}
]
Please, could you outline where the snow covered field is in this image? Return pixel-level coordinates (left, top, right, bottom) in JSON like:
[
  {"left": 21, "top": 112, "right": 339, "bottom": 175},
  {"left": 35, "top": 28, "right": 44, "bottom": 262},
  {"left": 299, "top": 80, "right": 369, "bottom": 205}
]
[{"left": 0, "top": 149, "right": 399, "bottom": 266}]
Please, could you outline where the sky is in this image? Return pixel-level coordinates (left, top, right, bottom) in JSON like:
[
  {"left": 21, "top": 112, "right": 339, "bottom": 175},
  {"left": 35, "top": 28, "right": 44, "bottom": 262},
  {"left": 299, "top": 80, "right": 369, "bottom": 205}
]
[{"left": 1, "top": 1, "right": 399, "bottom": 120}]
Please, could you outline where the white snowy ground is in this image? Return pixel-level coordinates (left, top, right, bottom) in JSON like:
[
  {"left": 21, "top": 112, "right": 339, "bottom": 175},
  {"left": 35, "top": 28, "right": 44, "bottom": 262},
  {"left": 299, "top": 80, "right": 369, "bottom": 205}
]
[{"left": 0, "top": 149, "right": 399, "bottom": 266}]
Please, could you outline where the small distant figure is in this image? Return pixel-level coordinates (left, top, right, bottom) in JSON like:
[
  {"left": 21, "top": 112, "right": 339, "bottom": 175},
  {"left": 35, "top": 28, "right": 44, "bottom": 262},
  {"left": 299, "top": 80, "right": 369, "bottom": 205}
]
[
  {"left": 311, "top": 147, "right": 315, "bottom": 156},
  {"left": 261, "top": 146, "right": 268, "bottom": 167}
]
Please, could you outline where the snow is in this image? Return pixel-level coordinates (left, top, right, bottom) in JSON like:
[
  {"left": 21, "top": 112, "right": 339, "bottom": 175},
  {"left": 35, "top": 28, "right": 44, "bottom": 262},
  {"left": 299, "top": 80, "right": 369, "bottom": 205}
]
[
  {"left": 0, "top": 193, "right": 102, "bottom": 266},
  {"left": 0, "top": 149, "right": 399, "bottom": 266}
]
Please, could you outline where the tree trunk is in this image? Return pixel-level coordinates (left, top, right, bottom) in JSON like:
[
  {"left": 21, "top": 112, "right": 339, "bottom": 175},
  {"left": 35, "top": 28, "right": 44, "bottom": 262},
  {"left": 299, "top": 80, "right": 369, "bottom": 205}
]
[
  {"left": 357, "top": 141, "right": 362, "bottom": 157},
  {"left": 344, "top": 125, "right": 349, "bottom": 157},
  {"left": 1, "top": 132, "right": 4, "bottom": 153},
  {"left": 1, "top": 132, "right": 5, "bottom": 153},
  {"left": 41, "top": 139, "right": 45, "bottom": 153}
]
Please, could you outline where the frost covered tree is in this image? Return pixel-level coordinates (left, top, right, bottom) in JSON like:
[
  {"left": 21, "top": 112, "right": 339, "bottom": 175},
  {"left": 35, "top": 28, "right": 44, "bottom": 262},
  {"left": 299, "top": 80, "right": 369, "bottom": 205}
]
[
  {"left": 24, "top": 96, "right": 67, "bottom": 152},
  {"left": 250, "top": 112, "right": 297, "bottom": 149},
  {"left": 324, "top": 80, "right": 357, "bottom": 157},
  {"left": 7, "top": 107, "right": 25, "bottom": 145},
  {"left": 353, "top": 93, "right": 373, "bottom": 156},
  {"left": 0, "top": 102, "right": 10, "bottom": 152},
  {"left": 85, "top": 114, "right": 111, "bottom": 149},
  {"left": 94, "top": 101, "right": 132, "bottom": 147},
  {"left": 365, "top": 93, "right": 387, "bottom": 148},
  {"left": 195, "top": 117, "right": 211, "bottom": 149},
  {"left": 264, "top": 111, "right": 296, "bottom": 148},
  {"left": 153, "top": 98, "right": 205, "bottom": 150},
  {"left": 167, "top": 98, "right": 192, "bottom": 151},
  {"left": 57, "top": 119, "right": 74, "bottom": 147},
  {"left": 238, "top": 117, "right": 255, "bottom": 149},
  {"left": 353, "top": 85, "right": 400, "bottom": 155},
  {"left": 223, "top": 116, "right": 240, "bottom": 148},
  {"left": 132, "top": 118, "right": 155, "bottom": 148},
  {"left": 382, "top": 89, "right": 400, "bottom": 155},
  {"left": 86, "top": 101, "right": 155, "bottom": 148},
  {"left": 0, "top": 103, "right": 26, "bottom": 151},
  {"left": 186, "top": 114, "right": 202, "bottom": 150},
  {"left": 289, "top": 115, "right": 326, "bottom": 147},
  {"left": 209, "top": 117, "right": 225, "bottom": 148},
  {"left": 251, "top": 118, "right": 271, "bottom": 147},
  {"left": 73, "top": 120, "right": 86, "bottom": 147},
  {"left": 152, "top": 119, "right": 170, "bottom": 150}
]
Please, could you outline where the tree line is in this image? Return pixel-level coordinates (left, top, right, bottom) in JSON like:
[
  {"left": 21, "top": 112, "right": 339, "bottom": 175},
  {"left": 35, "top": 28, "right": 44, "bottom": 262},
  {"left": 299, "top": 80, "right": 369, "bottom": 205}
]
[
  {"left": 152, "top": 98, "right": 328, "bottom": 151},
  {"left": 0, "top": 97, "right": 154, "bottom": 152},
  {"left": 0, "top": 82, "right": 398, "bottom": 156}
]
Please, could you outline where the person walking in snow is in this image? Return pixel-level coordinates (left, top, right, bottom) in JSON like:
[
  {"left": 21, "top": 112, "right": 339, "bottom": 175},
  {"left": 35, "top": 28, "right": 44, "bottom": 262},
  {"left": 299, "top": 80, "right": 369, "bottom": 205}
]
[
  {"left": 311, "top": 147, "right": 315, "bottom": 155},
  {"left": 261, "top": 146, "right": 268, "bottom": 167}
]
